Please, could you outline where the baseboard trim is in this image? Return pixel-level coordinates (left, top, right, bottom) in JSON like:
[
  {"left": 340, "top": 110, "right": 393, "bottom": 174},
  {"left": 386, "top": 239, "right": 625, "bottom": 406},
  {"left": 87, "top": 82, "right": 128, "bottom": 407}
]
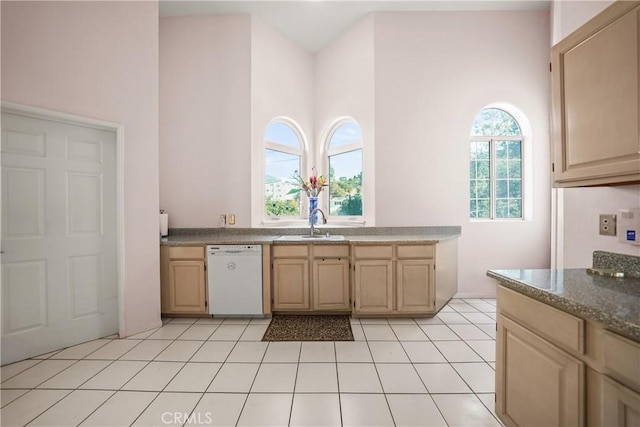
[
  {"left": 453, "top": 293, "right": 497, "bottom": 299},
  {"left": 120, "top": 319, "right": 163, "bottom": 338}
]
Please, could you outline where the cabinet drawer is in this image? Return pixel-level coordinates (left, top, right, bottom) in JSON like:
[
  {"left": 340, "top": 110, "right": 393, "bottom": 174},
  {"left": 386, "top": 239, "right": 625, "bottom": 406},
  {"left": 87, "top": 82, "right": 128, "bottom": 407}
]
[
  {"left": 272, "top": 245, "right": 309, "bottom": 258},
  {"left": 603, "top": 331, "right": 640, "bottom": 391},
  {"left": 353, "top": 245, "right": 393, "bottom": 259},
  {"left": 169, "top": 246, "right": 205, "bottom": 260},
  {"left": 498, "top": 286, "right": 584, "bottom": 354},
  {"left": 397, "top": 245, "right": 434, "bottom": 259},
  {"left": 313, "top": 245, "right": 349, "bottom": 259}
]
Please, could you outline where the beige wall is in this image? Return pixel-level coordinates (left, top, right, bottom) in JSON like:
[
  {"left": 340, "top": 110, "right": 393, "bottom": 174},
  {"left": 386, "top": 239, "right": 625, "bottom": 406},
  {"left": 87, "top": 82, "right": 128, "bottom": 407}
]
[
  {"left": 160, "top": 15, "right": 252, "bottom": 228},
  {"left": 250, "top": 16, "right": 315, "bottom": 226},
  {"left": 314, "top": 15, "right": 376, "bottom": 226},
  {"left": 1, "top": 1, "right": 161, "bottom": 336},
  {"left": 373, "top": 11, "right": 552, "bottom": 296},
  {"left": 159, "top": 9, "right": 552, "bottom": 297}
]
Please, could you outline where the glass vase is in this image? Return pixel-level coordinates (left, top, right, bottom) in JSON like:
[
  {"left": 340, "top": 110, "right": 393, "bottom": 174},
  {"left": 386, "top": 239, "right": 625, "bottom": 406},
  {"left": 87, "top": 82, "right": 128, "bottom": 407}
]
[{"left": 308, "top": 196, "right": 318, "bottom": 225}]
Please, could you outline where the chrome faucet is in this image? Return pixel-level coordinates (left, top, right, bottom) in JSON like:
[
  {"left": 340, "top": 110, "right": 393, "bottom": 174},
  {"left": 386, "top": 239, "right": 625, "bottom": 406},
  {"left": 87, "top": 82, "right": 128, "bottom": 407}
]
[{"left": 310, "top": 208, "right": 327, "bottom": 236}]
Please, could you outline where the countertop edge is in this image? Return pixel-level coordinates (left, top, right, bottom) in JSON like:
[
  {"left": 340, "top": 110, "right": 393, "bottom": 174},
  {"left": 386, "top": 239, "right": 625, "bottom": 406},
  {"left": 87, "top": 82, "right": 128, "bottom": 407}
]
[
  {"left": 160, "top": 233, "right": 461, "bottom": 246},
  {"left": 487, "top": 270, "right": 640, "bottom": 342}
]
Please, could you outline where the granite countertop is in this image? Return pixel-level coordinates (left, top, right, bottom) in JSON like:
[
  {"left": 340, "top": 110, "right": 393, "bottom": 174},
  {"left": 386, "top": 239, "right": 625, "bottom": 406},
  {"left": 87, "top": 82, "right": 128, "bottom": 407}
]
[
  {"left": 487, "top": 268, "right": 640, "bottom": 342},
  {"left": 160, "top": 226, "right": 461, "bottom": 246},
  {"left": 162, "top": 234, "right": 278, "bottom": 245}
]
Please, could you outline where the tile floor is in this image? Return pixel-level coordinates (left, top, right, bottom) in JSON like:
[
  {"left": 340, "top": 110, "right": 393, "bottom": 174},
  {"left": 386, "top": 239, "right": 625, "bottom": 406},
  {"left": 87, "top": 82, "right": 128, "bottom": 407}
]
[{"left": 0, "top": 298, "right": 500, "bottom": 427}]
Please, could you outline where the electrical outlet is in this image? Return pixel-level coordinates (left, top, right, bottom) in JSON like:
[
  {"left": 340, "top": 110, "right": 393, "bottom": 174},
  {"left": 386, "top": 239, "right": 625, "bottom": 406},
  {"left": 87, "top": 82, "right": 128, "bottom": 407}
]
[
  {"left": 599, "top": 214, "right": 616, "bottom": 236},
  {"left": 219, "top": 214, "right": 226, "bottom": 228}
]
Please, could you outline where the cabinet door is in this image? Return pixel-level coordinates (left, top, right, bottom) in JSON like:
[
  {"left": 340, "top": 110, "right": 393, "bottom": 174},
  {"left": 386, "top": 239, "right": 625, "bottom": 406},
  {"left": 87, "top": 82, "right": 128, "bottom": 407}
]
[
  {"left": 601, "top": 375, "right": 640, "bottom": 427},
  {"left": 396, "top": 259, "right": 434, "bottom": 313},
  {"left": 496, "top": 314, "right": 584, "bottom": 427},
  {"left": 552, "top": 3, "right": 640, "bottom": 186},
  {"left": 354, "top": 260, "right": 393, "bottom": 313},
  {"left": 272, "top": 259, "right": 310, "bottom": 310},
  {"left": 168, "top": 260, "right": 207, "bottom": 313},
  {"left": 312, "top": 258, "right": 350, "bottom": 311}
]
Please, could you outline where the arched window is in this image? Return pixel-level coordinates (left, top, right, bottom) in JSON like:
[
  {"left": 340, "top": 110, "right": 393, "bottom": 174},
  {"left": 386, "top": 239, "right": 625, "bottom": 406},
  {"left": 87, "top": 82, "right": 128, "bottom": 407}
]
[
  {"left": 325, "top": 120, "right": 363, "bottom": 218},
  {"left": 264, "top": 119, "right": 307, "bottom": 219},
  {"left": 470, "top": 108, "right": 523, "bottom": 219}
]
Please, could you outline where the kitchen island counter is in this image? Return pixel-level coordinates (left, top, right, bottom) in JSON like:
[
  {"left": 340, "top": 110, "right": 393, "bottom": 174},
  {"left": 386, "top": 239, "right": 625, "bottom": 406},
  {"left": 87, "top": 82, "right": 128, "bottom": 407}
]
[{"left": 487, "top": 268, "right": 640, "bottom": 342}]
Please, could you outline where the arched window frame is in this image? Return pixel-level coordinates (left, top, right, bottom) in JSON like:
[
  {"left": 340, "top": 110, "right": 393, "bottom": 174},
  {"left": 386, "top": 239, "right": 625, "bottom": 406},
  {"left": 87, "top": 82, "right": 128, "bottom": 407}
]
[
  {"left": 469, "top": 106, "right": 532, "bottom": 221},
  {"left": 263, "top": 117, "right": 308, "bottom": 223},
  {"left": 323, "top": 117, "right": 364, "bottom": 223}
]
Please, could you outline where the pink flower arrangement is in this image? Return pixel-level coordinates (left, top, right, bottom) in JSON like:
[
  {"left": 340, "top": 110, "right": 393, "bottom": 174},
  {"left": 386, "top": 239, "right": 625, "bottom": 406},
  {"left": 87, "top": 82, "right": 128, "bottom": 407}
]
[{"left": 289, "top": 167, "right": 328, "bottom": 197}]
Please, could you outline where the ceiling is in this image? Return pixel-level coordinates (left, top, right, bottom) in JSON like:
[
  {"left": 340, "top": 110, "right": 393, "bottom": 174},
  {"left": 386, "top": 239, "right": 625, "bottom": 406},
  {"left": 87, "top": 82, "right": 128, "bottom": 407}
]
[{"left": 159, "top": 0, "right": 551, "bottom": 52}]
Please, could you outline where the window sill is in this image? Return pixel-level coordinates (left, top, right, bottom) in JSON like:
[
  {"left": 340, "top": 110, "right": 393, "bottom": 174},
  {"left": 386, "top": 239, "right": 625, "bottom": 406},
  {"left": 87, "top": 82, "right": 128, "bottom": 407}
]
[
  {"left": 261, "top": 219, "right": 308, "bottom": 228},
  {"left": 470, "top": 218, "right": 528, "bottom": 223},
  {"left": 261, "top": 218, "right": 366, "bottom": 228}
]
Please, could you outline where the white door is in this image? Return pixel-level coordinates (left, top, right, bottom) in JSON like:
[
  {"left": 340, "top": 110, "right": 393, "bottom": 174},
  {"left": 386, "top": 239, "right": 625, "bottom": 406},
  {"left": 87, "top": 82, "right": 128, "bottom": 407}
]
[{"left": 1, "top": 112, "right": 117, "bottom": 365}]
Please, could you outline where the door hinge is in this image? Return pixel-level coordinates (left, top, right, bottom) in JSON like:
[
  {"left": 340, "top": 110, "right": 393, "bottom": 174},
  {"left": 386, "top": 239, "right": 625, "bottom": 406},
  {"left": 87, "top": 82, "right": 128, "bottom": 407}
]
[
  {"left": 353, "top": 300, "right": 356, "bottom": 308},
  {"left": 552, "top": 163, "right": 555, "bottom": 172},
  {"left": 549, "top": 62, "right": 552, "bottom": 72},
  {"left": 204, "top": 264, "right": 207, "bottom": 271},
  {"left": 205, "top": 300, "right": 208, "bottom": 307}
]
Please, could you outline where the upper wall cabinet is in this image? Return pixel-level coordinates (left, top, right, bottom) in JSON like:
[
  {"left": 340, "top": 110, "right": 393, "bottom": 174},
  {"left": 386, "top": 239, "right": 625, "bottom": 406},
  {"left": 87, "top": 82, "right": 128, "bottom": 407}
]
[{"left": 551, "top": 1, "right": 640, "bottom": 187}]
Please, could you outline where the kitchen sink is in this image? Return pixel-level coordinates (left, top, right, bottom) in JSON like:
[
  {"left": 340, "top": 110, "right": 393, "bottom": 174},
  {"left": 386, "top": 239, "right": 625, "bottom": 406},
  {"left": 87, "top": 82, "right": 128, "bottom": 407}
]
[{"left": 276, "top": 234, "right": 346, "bottom": 241}]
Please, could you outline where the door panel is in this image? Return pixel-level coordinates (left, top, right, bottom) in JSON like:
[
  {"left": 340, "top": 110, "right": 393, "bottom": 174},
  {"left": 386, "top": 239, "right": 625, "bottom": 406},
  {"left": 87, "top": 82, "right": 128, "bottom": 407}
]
[
  {"left": 67, "top": 172, "right": 102, "bottom": 235},
  {"left": 1, "top": 112, "right": 117, "bottom": 365},
  {"left": 272, "top": 259, "right": 310, "bottom": 310},
  {"left": 68, "top": 254, "right": 102, "bottom": 319},
  {"left": 396, "top": 259, "right": 434, "bottom": 312},
  {"left": 169, "top": 260, "right": 206, "bottom": 313},
  {"left": 496, "top": 314, "right": 584, "bottom": 427},
  {"left": 2, "top": 167, "right": 45, "bottom": 237},
  {"left": 313, "top": 258, "right": 349, "bottom": 310},
  {"left": 354, "top": 260, "right": 393, "bottom": 313},
  {"left": 2, "top": 260, "right": 48, "bottom": 333},
  {"left": 2, "top": 129, "right": 45, "bottom": 157},
  {"left": 602, "top": 375, "right": 640, "bottom": 427}
]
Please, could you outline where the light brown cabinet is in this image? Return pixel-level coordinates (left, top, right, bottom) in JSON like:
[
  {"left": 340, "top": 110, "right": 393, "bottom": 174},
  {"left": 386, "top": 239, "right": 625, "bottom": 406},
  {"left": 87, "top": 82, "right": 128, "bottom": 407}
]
[
  {"left": 496, "top": 285, "right": 640, "bottom": 427},
  {"left": 496, "top": 313, "right": 584, "bottom": 427},
  {"left": 600, "top": 375, "right": 640, "bottom": 427},
  {"left": 352, "top": 244, "right": 444, "bottom": 316},
  {"left": 271, "top": 244, "right": 350, "bottom": 312},
  {"left": 551, "top": 1, "right": 640, "bottom": 187},
  {"left": 272, "top": 258, "right": 310, "bottom": 310},
  {"left": 313, "top": 258, "right": 350, "bottom": 310},
  {"left": 271, "top": 240, "right": 457, "bottom": 316},
  {"left": 160, "top": 246, "right": 208, "bottom": 315},
  {"left": 354, "top": 259, "right": 394, "bottom": 313},
  {"left": 396, "top": 259, "right": 434, "bottom": 312}
]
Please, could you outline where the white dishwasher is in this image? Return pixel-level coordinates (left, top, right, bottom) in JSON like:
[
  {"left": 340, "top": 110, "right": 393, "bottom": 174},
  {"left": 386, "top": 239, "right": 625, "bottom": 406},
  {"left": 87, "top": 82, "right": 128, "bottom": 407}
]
[{"left": 207, "top": 245, "right": 263, "bottom": 316}]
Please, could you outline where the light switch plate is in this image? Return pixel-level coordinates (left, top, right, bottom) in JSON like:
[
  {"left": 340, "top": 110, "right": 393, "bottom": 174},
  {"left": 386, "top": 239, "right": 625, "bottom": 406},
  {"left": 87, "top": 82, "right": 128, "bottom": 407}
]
[{"left": 599, "top": 214, "right": 616, "bottom": 236}]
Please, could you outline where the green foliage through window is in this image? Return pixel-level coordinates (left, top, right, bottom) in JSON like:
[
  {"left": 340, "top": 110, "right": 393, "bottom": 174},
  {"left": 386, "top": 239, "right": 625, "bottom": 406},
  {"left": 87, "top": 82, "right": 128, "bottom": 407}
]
[
  {"left": 264, "top": 122, "right": 304, "bottom": 218},
  {"left": 469, "top": 108, "right": 523, "bottom": 220},
  {"left": 327, "top": 122, "right": 363, "bottom": 217}
]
